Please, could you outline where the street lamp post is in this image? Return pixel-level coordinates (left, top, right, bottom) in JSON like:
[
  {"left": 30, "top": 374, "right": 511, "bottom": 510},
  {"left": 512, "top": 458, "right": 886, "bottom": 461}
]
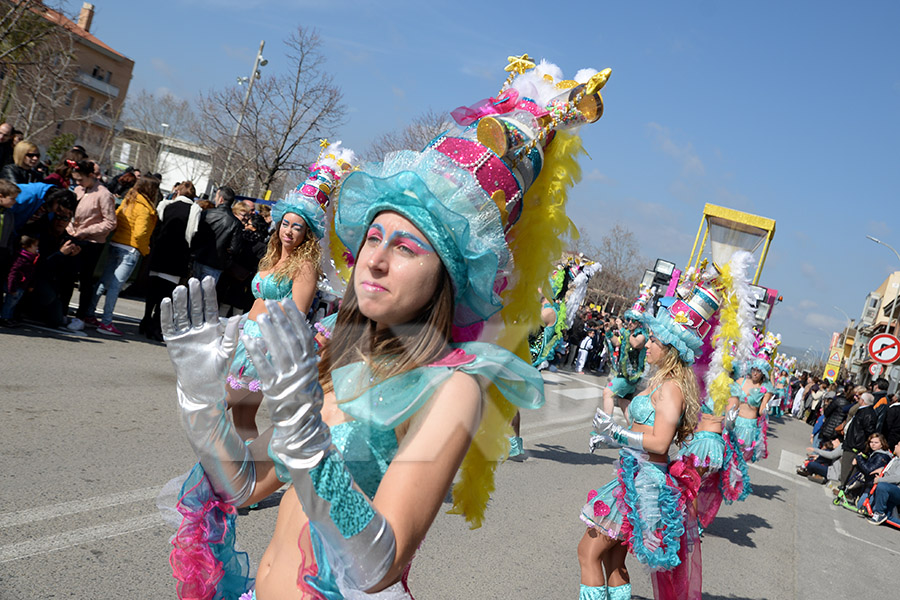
[
  {"left": 866, "top": 235, "right": 900, "bottom": 389},
  {"left": 222, "top": 40, "right": 267, "bottom": 186}
]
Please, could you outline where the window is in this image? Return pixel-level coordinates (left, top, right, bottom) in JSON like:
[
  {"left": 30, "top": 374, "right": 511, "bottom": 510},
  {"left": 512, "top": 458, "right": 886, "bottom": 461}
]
[
  {"left": 84, "top": 96, "right": 94, "bottom": 110},
  {"left": 105, "top": 71, "right": 112, "bottom": 83},
  {"left": 64, "top": 90, "right": 73, "bottom": 106}
]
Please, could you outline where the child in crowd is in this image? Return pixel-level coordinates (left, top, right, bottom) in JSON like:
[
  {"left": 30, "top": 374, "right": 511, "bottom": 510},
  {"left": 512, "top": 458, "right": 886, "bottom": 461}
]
[
  {"left": 575, "top": 328, "right": 595, "bottom": 374},
  {"left": 1, "top": 234, "right": 39, "bottom": 326}
]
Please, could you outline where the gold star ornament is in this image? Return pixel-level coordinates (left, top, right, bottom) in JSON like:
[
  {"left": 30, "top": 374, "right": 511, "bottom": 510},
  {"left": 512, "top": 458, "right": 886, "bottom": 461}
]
[{"left": 505, "top": 53, "right": 535, "bottom": 75}]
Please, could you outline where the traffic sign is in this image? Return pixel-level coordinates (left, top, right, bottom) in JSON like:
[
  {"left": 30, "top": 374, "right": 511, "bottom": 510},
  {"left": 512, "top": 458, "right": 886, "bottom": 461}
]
[
  {"left": 868, "top": 333, "right": 900, "bottom": 365},
  {"left": 824, "top": 366, "right": 838, "bottom": 379},
  {"left": 870, "top": 363, "right": 884, "bottom": 377},
  {"left": 829, "top": 350, "right": 841, "bottom": 363}
]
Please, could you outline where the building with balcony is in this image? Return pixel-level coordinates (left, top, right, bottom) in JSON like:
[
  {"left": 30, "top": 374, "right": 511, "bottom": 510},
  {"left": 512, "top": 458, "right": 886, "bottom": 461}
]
[
  {"left": 3, "top": 3, "right": 134, "bottom": 163},
  {"left": 849, "top": 270, "right": 900, "bottom": 389}
]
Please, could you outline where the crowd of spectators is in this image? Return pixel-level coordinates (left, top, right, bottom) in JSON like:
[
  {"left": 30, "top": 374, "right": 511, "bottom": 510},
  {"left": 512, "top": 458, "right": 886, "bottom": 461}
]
[
  {"left": 0, "top": 122, "right": 275, "bottom": 337},
  {"left": 792, "top": 373, "right": 900, "bottom": 527}
]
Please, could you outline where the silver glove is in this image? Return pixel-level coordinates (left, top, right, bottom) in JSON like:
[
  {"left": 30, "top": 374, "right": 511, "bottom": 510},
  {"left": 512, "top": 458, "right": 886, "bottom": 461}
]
[
  {"left": 591, "top": 408, "right": 645, "bottom": 451},
  {"left": 723, "top": 406, "right": 739, "bottom": 431},
  {"left": 161, "top": 277, "right": 254, "bottom": 506},
  {"left": 246, "top": 299, "right": 395, "bottom": 592}
]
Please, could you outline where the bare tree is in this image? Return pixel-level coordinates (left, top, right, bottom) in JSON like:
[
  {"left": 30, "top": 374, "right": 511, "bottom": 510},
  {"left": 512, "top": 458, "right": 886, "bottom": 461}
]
[
  {"left": 589, "top": 223, "right": 651, "bottom": 312},
  {"left": 365, "top": 108, "right": 451, "bottom": 160},
  {"left": 195, "top": 27, "right": 346, "bottom": 195},
  {"left": 0, "top": 0, "right": 58, "bottom": 69},
  {"left": 122, "top": 89, "right": 198, "bottom": 170},
  {"left": 1, "top": 4, "right": 116, "bottom": 146}
]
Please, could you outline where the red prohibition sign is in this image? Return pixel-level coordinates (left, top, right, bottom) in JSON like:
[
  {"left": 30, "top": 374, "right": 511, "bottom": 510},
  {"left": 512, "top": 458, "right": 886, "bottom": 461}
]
[{"left": 868, "top": 333, "right": 900, "bottom": 365}]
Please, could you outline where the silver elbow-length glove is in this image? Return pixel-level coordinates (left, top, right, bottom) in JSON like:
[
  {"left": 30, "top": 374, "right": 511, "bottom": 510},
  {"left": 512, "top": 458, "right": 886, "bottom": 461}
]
[
  {"left": 161, "top": 277, "right": 255, "bottom": 506},
  {"left": 244, "top": 299, "right": 396, "bottom": 592},
  {"left": 589, "top": 408, "right": 645, "bottom": 451}
]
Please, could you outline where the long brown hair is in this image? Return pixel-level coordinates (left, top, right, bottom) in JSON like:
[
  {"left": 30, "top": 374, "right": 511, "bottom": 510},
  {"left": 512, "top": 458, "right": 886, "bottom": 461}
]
[
  {"left": 258, "top": 217, "right": 323, "bottom": 283},
  {"left": 122, "top": 176, "right": 161, "bottom": 209},
  {"left": 648, "top": 345, "right": 701, "bottom": 445},
  {"left": 318, "top": 263, "right": 454, "bottom": 397}
]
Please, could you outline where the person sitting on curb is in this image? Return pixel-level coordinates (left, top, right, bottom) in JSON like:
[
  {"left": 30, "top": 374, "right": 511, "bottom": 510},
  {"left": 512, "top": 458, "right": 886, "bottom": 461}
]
[
  {"left": 798, "top": 437, "right": 842, "bottom": 485},
  {"left": 867, "top": 440, "right": 900, "bottom": 525}
]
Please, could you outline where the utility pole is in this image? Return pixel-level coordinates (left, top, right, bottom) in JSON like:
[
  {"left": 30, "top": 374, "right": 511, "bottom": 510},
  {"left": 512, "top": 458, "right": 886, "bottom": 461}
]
[{"left": 221, "top": 40, "right": 266, "bottom": 187}]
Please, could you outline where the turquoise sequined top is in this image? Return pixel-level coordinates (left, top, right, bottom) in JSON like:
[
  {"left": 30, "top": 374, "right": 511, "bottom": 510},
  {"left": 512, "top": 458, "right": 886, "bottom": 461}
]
[
  {"left": 629, "top": 384, "right": 662, "bottom": 426},
  {"left": 269, "top": 341, "right": 546, "bottom": 491},
  {"left": 251, "top": 272, "right": 293, "bottom": 301},
  {"left": 730, "top": 380, "right": 767, "bottom": 408}
]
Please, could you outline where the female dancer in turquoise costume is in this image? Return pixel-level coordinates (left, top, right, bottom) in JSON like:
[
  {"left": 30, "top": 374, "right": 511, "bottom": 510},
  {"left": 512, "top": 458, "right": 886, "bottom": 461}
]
[
  {"left": 601, "top": 292, "right": 649, "bottom": 417},
  {"left": 579, "top": 292, "right": 710, "bottom": 600},
  {"left": 225, "top": 192, "right": 323, "bottom": 440},
  {"left": 160, "top": 56, "right": 612, "bottom": 600},
  {"left": 226, "top": 143, "right": 354, "bottom": 440},
  {"left": 727, "top": 362, "right": 771, "bottom": 462}
]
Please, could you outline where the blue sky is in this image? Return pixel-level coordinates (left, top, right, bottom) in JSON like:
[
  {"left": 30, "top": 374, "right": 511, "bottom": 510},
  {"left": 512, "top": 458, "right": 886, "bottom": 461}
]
[{"left": 90, "top": 0, "right": 900, "bottom": 354}]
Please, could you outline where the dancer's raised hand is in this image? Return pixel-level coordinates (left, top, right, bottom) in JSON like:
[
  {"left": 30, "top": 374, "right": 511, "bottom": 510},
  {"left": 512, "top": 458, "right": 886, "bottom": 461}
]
[
  {"left": 161, "top": 277, "right": 239, "bottom": 402},
  {"left": 244, "top": 299, "right": 330, "bottom": 470}
]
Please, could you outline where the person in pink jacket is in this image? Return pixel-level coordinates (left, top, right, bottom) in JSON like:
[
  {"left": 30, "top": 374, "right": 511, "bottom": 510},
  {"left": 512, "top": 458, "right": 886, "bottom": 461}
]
[{"left": 65, "top": 160, "right": 116, "bottom": 329}]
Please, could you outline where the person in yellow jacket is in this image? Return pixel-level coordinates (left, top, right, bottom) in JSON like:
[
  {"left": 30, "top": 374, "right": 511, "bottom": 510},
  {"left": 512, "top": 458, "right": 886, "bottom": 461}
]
[{"left": 85, "top": 176, "right": 160, "bottom": 336}]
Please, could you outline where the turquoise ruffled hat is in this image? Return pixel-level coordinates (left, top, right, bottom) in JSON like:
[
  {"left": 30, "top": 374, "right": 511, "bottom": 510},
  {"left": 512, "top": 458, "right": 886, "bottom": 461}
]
[
  {"left": 336, "top": 150, "right": 511, "bottom": 328},
  {"left": 271, "top": 191, "right": 326, "bottom": 239},
  {"left": 644, "top": 297, "right": 704, "bottom": 364}
]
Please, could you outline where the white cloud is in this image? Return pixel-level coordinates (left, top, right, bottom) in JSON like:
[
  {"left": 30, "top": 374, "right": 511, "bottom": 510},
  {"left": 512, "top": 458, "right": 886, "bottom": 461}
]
[
  {"left": 804, "top": 312, "right": 844, "bottom": 333},
  {"left": 647, "top": 122, "right": 705, "bottom": 176},
  {"left": 584, "top": 169, "right": 614, "bottom": 184},
  {"left": 797, "top": 299, "right": 818, "bottom": 310}
]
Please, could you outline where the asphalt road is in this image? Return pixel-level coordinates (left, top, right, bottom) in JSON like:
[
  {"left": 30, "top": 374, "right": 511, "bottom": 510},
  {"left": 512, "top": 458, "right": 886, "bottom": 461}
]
[{"left": 1, "top": 304, "right": 898, "bottom": 599}]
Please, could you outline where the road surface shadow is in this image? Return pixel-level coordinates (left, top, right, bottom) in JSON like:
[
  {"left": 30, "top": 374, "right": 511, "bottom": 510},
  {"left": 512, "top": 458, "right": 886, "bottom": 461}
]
[
  {"left": 750, "top": 483, "right": 786, "bottom": 502},
  {"left": 526, "top": 443, "right": 615, "bottom": 466},
  {"left": 704, "top": 512, "right": 771, "bottom": 547}
]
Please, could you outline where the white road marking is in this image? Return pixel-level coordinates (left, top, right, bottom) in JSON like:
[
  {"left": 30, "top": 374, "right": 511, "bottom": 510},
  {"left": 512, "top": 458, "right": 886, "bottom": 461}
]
[
  {"left": 554, "top": 372, "right": 608, "bottom": 389},
  {"left": 749, "top": 463, "right": 811, "bottom": 487},
  {"left": 0, "top": 487, "right": 160, "bottom": 528},
  {"left": 558, "top": 387, "right": 600, "bottom": 400},
  {"left": 526, "top": 420, "right": 591, "bottom": 442},
  {"left": 778, "top": 449, "right": 807, "bottom": 474},
  {"left": 541, "top": 372, "right": 569, "bottom": 384},
  {"left": 0, "top": 514, "right": 163, "bottom": 563},
  {"left": 833, "top": 518, "right": 900, "bottom": 556}
]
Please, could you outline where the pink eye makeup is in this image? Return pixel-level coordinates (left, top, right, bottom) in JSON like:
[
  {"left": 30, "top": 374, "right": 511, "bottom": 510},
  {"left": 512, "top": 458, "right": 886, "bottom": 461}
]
[{"left": 367, "top": 223, "right": 434, "bottom": 255}]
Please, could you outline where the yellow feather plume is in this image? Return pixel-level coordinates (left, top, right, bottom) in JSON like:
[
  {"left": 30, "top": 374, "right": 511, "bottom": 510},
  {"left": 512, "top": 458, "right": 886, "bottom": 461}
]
[
  {"left": 710, "top": 264, "right": 740, "bottom": 415},
  {"left": 450, "top": 132, "right": 582, "bottom": 528}
]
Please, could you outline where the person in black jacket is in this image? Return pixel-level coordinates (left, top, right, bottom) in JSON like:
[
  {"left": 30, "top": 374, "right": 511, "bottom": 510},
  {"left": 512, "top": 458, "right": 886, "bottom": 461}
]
[
  {"left": 0, "top": 141, "right": 43, "bottom": 184},
  {"left": 820, "top": 387, "right": 849, "bottom": 443},
  {"left": 840, "top": 392, "right": 879, "bottom": 487},
  {"left": 140, "top": 182, "right": 202, "bottom": 340},
  {"left": 190, "top": 185, "right": 242, "bottom": 283},
  {"left": 882, "top": 392, "right": 900, "bottom": 449}
]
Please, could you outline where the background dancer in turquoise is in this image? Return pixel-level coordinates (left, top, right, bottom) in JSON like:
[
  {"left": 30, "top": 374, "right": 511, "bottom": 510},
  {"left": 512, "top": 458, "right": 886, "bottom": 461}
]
[
  {"left": 226, "top": 143, "right": 355, "bottom": 440},
  {"left": 601, "top": 289, "right": 649, "bottom": 418}
]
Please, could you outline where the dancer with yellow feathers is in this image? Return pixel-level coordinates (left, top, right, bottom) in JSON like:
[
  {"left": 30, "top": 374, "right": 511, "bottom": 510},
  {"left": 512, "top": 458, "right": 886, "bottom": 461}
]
[{"left": 158, "top": 54, "right": 611, "bottom": 599}]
